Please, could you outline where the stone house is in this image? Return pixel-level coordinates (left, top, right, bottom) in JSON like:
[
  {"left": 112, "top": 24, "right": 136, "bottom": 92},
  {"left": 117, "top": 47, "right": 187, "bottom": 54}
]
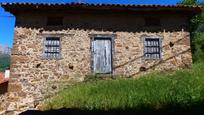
[{"left": 0, "top": 2, "right": 202, "bottom": 114}]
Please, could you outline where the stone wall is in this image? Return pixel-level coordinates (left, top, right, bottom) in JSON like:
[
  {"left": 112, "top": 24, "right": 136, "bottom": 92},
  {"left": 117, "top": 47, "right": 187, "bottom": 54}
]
[{"left": 0, "top": 11, "right": 192, "bottom": 114}]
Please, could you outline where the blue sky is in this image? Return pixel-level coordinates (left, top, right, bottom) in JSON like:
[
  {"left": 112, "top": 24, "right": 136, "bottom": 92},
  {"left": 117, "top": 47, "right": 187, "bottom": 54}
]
[{"left": 0, "top": 0, "right": 203, "bottom": 47}]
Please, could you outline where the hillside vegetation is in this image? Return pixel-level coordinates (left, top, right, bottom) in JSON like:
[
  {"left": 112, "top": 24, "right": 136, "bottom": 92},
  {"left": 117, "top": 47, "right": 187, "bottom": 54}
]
[
  {"left": 178, "top": 0, "right": 204, "bottom": 62},
  {"left": 42, "top": 62, "right": 204, "bottom": 112},
  {"left": 0, "top": 54, "right": 10, "bottom": 72}
]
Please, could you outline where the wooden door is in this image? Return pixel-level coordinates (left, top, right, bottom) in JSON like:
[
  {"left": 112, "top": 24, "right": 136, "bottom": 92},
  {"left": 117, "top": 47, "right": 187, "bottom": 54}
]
[{"left": 92, "top": 37, "right": 112, "bottom": 74}]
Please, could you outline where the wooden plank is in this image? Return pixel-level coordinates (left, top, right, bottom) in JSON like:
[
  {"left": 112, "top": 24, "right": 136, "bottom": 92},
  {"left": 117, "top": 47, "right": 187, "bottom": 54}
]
[{"left": 92, "top": 38, "right": 112, "bottom": 74}]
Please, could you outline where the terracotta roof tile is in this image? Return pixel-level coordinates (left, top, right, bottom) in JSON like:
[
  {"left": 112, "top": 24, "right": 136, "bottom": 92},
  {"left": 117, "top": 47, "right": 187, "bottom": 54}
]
[
  {"left": 0, "top": 2, "right": 202, "bottom": 8},
  {"left": 1, "top": 2, "right": 202, "bottom": 11}
]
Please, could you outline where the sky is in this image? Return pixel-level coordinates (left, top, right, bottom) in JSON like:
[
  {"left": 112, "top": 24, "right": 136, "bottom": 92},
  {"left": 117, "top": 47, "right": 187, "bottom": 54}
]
[{"left": 0, "top": 0, "right": 203, "bottom": 47}]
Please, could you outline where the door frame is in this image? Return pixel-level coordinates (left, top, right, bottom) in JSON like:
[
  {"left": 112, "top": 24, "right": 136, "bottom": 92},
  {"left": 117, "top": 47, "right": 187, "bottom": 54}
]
[{"left": 90, "top": 34, "right": 115, "bottom": 74}]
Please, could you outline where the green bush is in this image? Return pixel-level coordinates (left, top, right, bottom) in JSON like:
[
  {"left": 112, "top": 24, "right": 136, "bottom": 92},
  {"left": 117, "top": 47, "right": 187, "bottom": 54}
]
[
  {"left": 192, "top": 32, "right": 204, "bottom": 62},
  {"left": 177, "top": 0, "right": 197, "bottom": 5},
  {"left": 42, "top": 62, "right": 204, "bottom": 110},
  {"left": 178, "top": 0, "right": 204, "bottom": 62},
  {"left": 0, "top": 54, "right": 10, "bottom": 72}
]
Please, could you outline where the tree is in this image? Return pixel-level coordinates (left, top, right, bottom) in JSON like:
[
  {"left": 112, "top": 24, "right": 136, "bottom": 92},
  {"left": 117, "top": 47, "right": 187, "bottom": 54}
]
[
  {"left": 178, "top": 0, "right": 204, "bottom": 62},
  {"left": 177, "top": 0, "right": 197, "bottom": 5}
]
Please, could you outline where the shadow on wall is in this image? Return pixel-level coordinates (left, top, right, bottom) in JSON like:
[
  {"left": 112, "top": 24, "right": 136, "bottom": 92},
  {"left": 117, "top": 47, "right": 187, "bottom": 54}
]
[
  {"left": 15, "top": 11, "right": 189, "bottom": 33},
  {"left": 113, "top": 36, "right": 191, "bottom": 77},
  {"left": 22, "top": 24, "right": 188, "bottom": 33},
  {"left": 129, "top": 48, "right": 191, "bottom": 77},
  {"left": 20, "top": 101, "right": 204, "bottom": 115},
  {"left": 14, "top": 13, "right": 191, "bottom": 77},
  {"left": 16, "top": 14, "right": 191, "bottom": 71}
]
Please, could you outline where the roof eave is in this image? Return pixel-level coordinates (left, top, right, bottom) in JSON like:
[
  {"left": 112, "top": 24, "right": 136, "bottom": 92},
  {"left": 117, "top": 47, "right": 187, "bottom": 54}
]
[{"left": 1, "top": 3, "right": 203, "bottom": 15}]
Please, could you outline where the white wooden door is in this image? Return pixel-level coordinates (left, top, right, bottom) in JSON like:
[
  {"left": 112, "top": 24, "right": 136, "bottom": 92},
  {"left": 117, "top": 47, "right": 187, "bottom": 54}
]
[{"left": 92, "top": 37, "right": 112, "bottom": 74}]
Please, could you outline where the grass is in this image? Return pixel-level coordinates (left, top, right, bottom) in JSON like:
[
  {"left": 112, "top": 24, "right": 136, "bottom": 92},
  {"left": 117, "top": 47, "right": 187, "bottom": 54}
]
[{"left": 42, "top": 62, "right": 204, "bottom": 111}]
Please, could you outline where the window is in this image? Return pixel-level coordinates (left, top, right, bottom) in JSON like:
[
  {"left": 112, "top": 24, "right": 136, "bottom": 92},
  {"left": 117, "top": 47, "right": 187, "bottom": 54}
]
[
  {"left": 47, "top": 17, "right": 63, "bottom": 26},
  {"left": 44, "top": 37, "right": 61, "bottom": 59},
  {"left": 144, "top": 37, "right": 161, "bottom": 59},
  {"left": 145, "top": 17, "right": 161, "bottom": 26}
]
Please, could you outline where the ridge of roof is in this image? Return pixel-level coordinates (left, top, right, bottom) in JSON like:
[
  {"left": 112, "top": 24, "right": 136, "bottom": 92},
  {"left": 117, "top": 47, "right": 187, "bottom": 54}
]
[
  {"left": 0, "top": 2, "right": 202, "bottom": 9},
  {"left": 1, "top": 2, "right": 202, "bottom": 15}
]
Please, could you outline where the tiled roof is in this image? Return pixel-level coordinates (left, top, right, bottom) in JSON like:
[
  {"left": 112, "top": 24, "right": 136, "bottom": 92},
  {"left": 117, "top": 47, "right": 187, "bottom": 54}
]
[
  {"left": 0, "top": 2, "right": 202, "bottom": 9},
  {"left": 1, "top": 2, "right": 202, "bottom": 12}
]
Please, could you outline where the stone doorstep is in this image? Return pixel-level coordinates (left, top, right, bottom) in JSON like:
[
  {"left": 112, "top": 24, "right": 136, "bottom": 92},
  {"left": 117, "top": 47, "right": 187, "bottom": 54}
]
[
  {"left": 0, "top": 110, "right": 5, "bottom": 115},
  {"left": 5, "top": 110, "right": 21, "bottom": 115},
  {"left": 5, "top": 108, "right": 31, "bottom": 115}
]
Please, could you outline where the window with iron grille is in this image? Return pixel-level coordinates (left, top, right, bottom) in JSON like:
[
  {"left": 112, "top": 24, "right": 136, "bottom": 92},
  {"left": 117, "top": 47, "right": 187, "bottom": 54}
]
[
  {"left": 144, "top": 37, "right": 161, "bottom": 59},
  {"left": 44, "top": 37, "right": 61, "bottom": 59}
]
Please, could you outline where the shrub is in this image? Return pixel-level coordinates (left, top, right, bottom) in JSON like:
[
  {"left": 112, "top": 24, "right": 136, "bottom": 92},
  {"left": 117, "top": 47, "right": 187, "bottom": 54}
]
[{"left": 0, "top": 54, "right": 10, "bottom": 72}]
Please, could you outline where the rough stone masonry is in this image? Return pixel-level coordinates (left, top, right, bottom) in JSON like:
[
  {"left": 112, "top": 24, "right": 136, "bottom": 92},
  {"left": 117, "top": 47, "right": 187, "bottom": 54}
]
[{"left": 0, "top": 3, "right": 202, "bottom": 114}]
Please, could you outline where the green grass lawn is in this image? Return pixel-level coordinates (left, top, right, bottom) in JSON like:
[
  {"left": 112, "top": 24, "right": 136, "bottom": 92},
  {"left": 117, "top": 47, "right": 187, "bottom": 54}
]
[{"left": 42, "top": 62, "right": 204, "bottom": 112}]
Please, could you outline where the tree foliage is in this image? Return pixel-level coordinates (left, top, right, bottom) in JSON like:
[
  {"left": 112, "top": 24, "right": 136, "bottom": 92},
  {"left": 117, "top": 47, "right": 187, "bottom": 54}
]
[
  {"left": 0, "top": 54, "right": 10, "bottom": 72},
  {"left": 178, "top": 0, "right": 204, "bottom": 62},
  {"left": 177, "top": 0, "right": 197, "bottom": 5}
]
